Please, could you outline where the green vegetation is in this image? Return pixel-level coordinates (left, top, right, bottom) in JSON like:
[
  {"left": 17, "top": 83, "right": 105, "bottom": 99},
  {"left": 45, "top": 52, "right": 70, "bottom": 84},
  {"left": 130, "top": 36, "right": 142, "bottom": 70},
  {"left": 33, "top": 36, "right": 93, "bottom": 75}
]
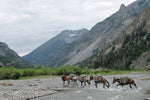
[{"left": 0, "top": 65, "right": 149, "bottom": 80}]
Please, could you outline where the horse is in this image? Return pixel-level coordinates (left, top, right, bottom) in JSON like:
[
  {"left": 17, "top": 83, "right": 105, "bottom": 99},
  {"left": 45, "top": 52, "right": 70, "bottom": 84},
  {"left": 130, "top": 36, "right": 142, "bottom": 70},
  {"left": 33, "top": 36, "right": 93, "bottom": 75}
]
[
  {"left": 112, "top": 77, "right": 137, "bottom": 89},
  {"left": 61, "top": 74, "right": 78, "bottom": 87},
  {"left": 90, "top": 75, "right": 110, "bottom": 88},
  {"left": 61, "top": 75, "right": 70, "bottom": 87},
  {"left": 69, "top": 74, "right": 78, "bottom": 86},
  {"left": 78, "top": 74, "right": 90, "bottom": 87}
]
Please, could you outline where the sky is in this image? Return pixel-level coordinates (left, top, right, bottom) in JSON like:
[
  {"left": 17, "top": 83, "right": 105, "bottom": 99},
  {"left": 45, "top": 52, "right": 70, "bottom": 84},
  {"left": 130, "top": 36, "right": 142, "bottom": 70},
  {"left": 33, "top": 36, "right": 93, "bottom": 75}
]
[{"left": 0, "top": 0, "right": 136, "bottom": 56}]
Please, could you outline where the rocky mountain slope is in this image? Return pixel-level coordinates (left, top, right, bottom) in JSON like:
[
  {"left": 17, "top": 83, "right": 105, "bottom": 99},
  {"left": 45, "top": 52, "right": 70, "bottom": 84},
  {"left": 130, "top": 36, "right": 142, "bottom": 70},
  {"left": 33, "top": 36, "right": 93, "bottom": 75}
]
[
  {"left": 79, "top": 4, "right": 150, "bottom": 70},
  {"left": 45, "top": 0, "right": 150, "bottom": 67},
  {"left": 0, "top": 42, "right": 35, "bottom": 68},
  {"left": 23, "top": 28, "right": 89, "bottom": 65}
]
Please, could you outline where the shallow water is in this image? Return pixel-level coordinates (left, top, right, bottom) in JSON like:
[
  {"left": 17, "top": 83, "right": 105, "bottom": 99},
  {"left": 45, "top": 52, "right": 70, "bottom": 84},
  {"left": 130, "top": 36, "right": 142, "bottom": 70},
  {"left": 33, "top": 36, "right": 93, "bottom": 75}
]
[{"left": 32, "top": 73, "right": 150, "bottom": 100}]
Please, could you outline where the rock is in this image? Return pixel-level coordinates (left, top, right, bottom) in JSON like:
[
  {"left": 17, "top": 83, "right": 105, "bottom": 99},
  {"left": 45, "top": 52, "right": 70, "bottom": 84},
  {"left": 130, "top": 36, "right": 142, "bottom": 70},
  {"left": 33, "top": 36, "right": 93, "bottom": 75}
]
[
  {"left": 146, "top": 98, "right": 150, "bottom": 100},
  {"left": 29, "top": 84, "right": 37, "bottom": 86},
  {"left": 0, "top": 82, "right": 13, "bottom": 86},
  {"left": 119, "top": 4, "right": 126, "bottom": 11}
]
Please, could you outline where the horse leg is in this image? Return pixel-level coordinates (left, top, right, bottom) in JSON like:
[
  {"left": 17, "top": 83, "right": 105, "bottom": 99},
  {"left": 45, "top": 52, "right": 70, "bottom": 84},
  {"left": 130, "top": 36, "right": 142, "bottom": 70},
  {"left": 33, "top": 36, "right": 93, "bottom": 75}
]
[
  {"left": 63, "top": 81, "right": 65, "bottom": 87},
  {"left": 75, "top": 80, "right": 78, "bottom": 86},
  {"left": 72, "top": 80, "right": 75, "bottom": 86},
  {"left": 103, "top": 83, "right": 105, "bottom": 88},
  {"left": 87, "top": 80, "right": 90, "bottom": 87},
  {"left": 106, "top": 81, "right": 110, "bottom": 88},
  {"left": 67, "top": 80, "right": 70, "bottom": 86},
  {"left": 95, "top": 82, "right": 98, "bottom": 88},
  {"left": 81, "top": 81, "right": 83, "bottom": 86},
  {"left": 129, "top": 84, "right": 132, "bottom": 89},
  {"left": 82, "top": 81, "right": 86, "bottom": 88}
]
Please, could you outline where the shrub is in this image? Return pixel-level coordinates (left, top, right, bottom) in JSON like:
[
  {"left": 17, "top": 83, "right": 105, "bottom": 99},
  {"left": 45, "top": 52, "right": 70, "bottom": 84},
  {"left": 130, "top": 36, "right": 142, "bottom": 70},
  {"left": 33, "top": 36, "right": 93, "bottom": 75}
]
[
  {"left": 43, "top": 68, "right": 56, "bottom": 75},
  {"left": 23, "top": 68, "right": 35, "bottom": 76},
  {"left": 35, "top": 69, "right": 45, "bottom": 76},
  {"left": 94, "top": 70, "right": 101, "bottom": 74},
  {"left": 81, "top": 69, "right": 91, "bottom": 75},
  {"left": 100, "top": 69, "right": 111, "bottom": 73},
  {"left": 55, "top": 65, "right": 82, "bottom": 75},
  {"left": 0, "top": 67, "right": 22, "bottom": 80}
]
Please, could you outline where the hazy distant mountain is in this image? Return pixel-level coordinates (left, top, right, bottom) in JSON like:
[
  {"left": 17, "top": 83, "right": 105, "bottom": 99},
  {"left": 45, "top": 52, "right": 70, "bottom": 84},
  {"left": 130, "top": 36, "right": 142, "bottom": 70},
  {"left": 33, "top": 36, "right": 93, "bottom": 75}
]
[
  {"left": 80, "top": 4, "right": 150, "bottom": 70},
  {"left": 0, "top": 42, "right": 35, "bottom": 68},
  {"left": 44, "top": 0, "right": 150, "bottom": 67},
  {"left": 23, "top": 28, "right": 89, "bottom": 65}
]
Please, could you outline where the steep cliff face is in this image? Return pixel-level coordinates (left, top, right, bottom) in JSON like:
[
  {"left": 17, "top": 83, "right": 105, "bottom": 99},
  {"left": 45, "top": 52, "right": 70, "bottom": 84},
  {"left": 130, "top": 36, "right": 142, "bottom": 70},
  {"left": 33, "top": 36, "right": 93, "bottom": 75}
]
[
  {"left": 45, "top": 0, "right": 150, "bottom": 67},
  {"left": 23, "top": 28, "right": 89, "bottom": 65},
  {"left": 80, "top": 5, "right": 150, "bottom": 70},
  {"left": 0, "top": 42, "right": 35, "bottom": 68}
]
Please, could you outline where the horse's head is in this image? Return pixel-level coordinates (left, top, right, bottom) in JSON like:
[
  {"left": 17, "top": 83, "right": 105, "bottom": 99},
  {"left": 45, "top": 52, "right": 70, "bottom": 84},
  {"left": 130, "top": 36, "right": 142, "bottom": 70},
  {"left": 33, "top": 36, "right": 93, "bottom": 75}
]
[
  {"left": 112, "top": 77, "right": 117, "bottom": 84},
  {"left": 90, "top": 75, "right": 93, "bottom": 81}
]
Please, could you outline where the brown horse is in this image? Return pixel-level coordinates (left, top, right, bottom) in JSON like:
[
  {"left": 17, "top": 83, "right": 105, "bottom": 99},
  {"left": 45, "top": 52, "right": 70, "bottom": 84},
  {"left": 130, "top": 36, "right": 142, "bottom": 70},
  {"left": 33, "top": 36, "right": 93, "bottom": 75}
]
[
  {"left": 90, "top": 75, "right": 110, "bottom": 88},
  {"left": 112, "top": 77, "right": 137, "bottom": 89},
  {"left": 61, "top": 75, "right": 70, "bottom": 87}
]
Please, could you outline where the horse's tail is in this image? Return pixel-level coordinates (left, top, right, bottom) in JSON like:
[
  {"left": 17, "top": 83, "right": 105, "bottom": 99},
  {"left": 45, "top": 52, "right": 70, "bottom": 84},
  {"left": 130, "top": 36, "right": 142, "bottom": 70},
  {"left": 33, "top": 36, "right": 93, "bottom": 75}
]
[{"left": 106, "top": 80, "right": 110, "bottom": 88}]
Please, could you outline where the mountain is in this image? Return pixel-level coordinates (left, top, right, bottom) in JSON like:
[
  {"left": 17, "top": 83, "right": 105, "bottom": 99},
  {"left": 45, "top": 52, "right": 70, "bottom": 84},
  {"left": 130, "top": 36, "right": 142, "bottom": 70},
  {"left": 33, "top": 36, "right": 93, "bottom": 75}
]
[
  {"left": 79, "top": 4, "right": 150, "bottom": 70},
  {"left": 23, "top": 28, "right": 89, "bottom": 65},
  {"left": 0, "top": 42, "right": 35, "bottom": 68},
  {"left": 44, "top": 0, "right": 150, "bottom": 67}
]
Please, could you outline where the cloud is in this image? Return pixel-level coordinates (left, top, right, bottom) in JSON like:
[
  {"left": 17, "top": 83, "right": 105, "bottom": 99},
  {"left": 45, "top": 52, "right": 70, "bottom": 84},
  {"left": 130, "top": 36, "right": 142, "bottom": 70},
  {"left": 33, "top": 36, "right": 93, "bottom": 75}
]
[{"left": 0, "top": 0, "right": 136, "bottom": 56}]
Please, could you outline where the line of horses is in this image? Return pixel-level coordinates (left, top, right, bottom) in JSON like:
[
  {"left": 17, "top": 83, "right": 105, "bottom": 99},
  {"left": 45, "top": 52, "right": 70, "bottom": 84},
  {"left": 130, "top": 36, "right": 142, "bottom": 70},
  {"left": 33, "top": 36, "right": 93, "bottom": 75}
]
[{"left": 61, "top": 74, "right": 137, "bottom": 89}]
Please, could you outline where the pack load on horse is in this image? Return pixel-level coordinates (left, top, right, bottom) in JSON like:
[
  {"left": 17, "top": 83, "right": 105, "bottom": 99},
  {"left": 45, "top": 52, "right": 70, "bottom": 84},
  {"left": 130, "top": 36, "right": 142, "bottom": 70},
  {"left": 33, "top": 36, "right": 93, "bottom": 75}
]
[
  {"left": 120, "top": 77, "right": 128, "bottom": 85},
  {"left": 78, "top": 74, "right": 90, "bottom": 87},
  {"left": 112, "top": 77, "right": 137, "bottom": 89},
  {"left": 90, "top": 75, "right": 110, "bottom": 88},
  {"left": 69, "top": 74, "right": 78, "bottom": 86}
]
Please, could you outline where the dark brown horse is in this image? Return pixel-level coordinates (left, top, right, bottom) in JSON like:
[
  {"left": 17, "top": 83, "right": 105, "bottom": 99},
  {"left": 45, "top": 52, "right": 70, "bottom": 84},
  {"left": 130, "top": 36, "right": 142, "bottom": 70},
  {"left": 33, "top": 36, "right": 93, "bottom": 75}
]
[
  {"left": 112, "top": 77, "right": 137, "bottom": 89},
  {"left": 61, "top": 75, "right": 70, "bottom": 87},
  {"left": 90, "top": 75, "right": 110, "bottom": 88}
]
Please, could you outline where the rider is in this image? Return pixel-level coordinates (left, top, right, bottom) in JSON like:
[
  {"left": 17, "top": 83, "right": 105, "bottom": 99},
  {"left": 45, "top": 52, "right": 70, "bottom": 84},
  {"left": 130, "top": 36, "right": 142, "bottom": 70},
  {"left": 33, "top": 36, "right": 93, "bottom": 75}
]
[
  {"left": 63, "top": 70, "right": 68, "bottom": 76},
  {"left": 62, "top": 70, "right": 68, "bottom": 81}
]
